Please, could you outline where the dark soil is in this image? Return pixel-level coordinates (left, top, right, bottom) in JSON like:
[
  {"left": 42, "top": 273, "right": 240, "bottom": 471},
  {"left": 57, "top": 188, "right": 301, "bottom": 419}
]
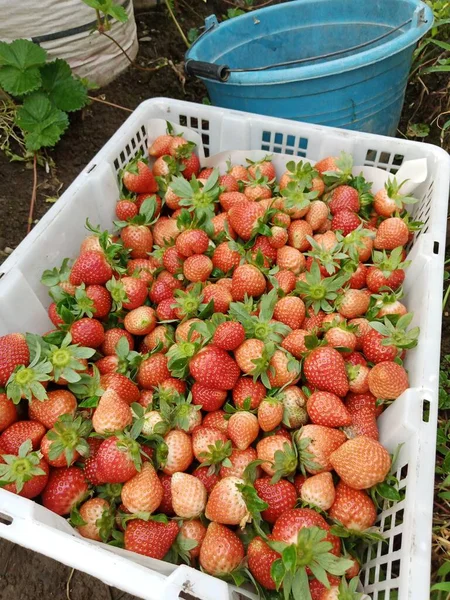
[{"left": 0, "top": 2, "right": 449, "bottom": 598}]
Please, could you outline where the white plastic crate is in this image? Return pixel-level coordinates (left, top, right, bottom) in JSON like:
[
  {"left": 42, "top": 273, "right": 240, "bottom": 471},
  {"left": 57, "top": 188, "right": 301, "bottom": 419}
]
[{"left": 0, "top": 98, "right": 449, "bottom": 600}]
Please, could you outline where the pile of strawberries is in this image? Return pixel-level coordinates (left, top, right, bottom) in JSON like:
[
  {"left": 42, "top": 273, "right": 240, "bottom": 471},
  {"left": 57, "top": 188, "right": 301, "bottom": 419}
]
[{"left": 0, "top": 128, "right": 420, "bottom": 599}]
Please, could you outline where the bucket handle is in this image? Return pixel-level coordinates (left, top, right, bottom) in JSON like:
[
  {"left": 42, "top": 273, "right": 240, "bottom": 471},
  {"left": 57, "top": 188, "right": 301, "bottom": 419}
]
[{"left": 185, "top": 14, "right": 424, "bottom": 82}]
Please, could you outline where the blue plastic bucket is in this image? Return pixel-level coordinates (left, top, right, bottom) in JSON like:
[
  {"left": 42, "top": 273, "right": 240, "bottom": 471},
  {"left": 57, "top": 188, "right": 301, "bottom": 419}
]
[{"left": 185, "top": 0, "right": 433, "bottom": 135}]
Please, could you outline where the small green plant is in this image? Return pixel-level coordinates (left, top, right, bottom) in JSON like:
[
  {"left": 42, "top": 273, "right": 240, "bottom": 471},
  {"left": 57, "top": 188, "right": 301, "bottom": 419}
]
[{"left": 81, "top": 0, "right": 128, "bottom": 31}]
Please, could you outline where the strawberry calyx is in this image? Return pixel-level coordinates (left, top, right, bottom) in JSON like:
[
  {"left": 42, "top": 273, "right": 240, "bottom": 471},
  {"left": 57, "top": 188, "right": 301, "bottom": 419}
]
[
  {"left": 0, "top": 440, "right": 46, "bottom": 494},
  {"left": 114, "top": 196, "right": 159, "bottom": 229},
  {"left": 348, "top": 173, "right": 374, "bottom": 213},
  {"left": 306, "top": 236, "right": 349, "bottom": 276},
  {"left": 236, "top": 481, "right": 269, "bottom": 536},
  {"left": 46, "top": 414, "right": 92, "bottom": 465},
  {"left": 369, "top": 313, "right": 419, "bottom": 350},
  {"left": 41, "top": 258, "right": 72, "bottom": 288},
  {"left": 199, "top": 439, "right": 233, "bottom": 475},
  {"left": 246, "top": 155, "right": 274, "bottom": 169},
  {"left": 270, "top": 440, "right": 298, "bottom": 483},
  {"left": 69, "top": 365, "right": 104, "bottom": 408},
  {"left": 268, "top": 526, "right": 353, "bottom": 597},
  {"left": 322, "top": 151, "right": 354, "bottom": 187},
  {"left": 172, "top": 284, "right": 209, "bottom": 320},
  {"left": 281, "top": 179, "right": 318, "bottom": 214},
  {"left": 371, "top": 247, "right": 410, "bottom": 277},
  {"left": 330, "top": 522, "right": 386, "bottom": 545},
  {"left": 6, "top": 335, "right": 53, "bottom": 404},
  {"left": 176, "top": 208, "right": 214, "bottom": 238},
  {"left": 230, "top": 290, "right": 291, "bottom": 344},
  {"left": 284, "top": 160, "right": 318, "bottom": 187},
  {"left": 85, "top": 220, "right": 130, "bottom": 274},
  {"left": 169, "top": 532, "right": 199, "bottom": 566},
  {"left": 296, "top": 261, "right": 350, "bottom": 314},
  {"left": 170, "top": 170, "right": 220, "bottom": 222},
  {"left": 44, "top": 332, "right": 95, "bottom": 383},
  {"left": 167, "top": 338, "right": 204, "bottom": 379},
  {"left": 173, "top": 140, "right": 197, "bottom": 160},
  {"left": 384, "top": 177, "right": 417, "bottom": 208},
  {"left": 115, "top": 431, "right": 143, "bottom": 472},
  {"left": 96, "top": 483, "right": 123, "bottom": 504},
  {"left": 293, "top": 431, "right": 321, "bottom": 476},
  {"left": 105, "top": 278, "right": 129, "bottom": 312},
  {"left": 366, "top": 288, "right": 404, "bottom": 320},
  {"left": 337, "top": 226, "right": 375, "bottom": 262}
]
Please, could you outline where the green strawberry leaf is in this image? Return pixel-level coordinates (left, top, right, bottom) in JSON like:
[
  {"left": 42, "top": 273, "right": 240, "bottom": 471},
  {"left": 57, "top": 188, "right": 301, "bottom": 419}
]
[
  {"left": 40, "top": 59, "right": 88, "bottom": 112},
  {"left": 0, "top": 39, "right": 47, "bottom": 96},
  {"left": 16, "top": 92, "right": 69, "bottom": 151}
]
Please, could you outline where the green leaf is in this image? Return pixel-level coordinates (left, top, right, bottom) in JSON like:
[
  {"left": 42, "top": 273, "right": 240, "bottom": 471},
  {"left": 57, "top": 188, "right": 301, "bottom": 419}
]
[
  {"left": 270, "top": 559, "right": 286, "bottom": 591},
  {"left": 0, "top": 39, "right": 47, "bottom": 96},
  {"left": 406, "top": 123, "right": 430, "bottom": 138},
  {"left": 16, "top": 92, "right": 69, "bottom": 151},
  {"left": 108, "top": 3, "right": 128, "bottom": 22},
  {"left": 282, "top": 545, "right": 297, "bottom": 572},
  {"left": 40, "top": 59, "right": 88, "bottom": 112}
]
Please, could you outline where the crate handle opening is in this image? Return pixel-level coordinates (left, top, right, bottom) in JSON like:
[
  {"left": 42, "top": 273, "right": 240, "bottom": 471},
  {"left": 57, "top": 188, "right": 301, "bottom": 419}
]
[{"left": 0, "top": 512, "right": 13, "bottom": 526}]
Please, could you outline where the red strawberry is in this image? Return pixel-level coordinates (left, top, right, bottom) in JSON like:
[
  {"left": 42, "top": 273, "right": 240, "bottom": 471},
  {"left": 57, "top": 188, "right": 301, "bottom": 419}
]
[
  {"left": 228, "top": 201, "right": 265, "bottom": 241},
  {"left": 227, "top": 411, "right": 259, "bottom": 450},
  {"left": 0, "top": 394, "right": 18, "bottom": 432},
  {"left": 0, "top": 333, "right": 30, "bottom": 386},
  {"left": 124, "top": 306, "right": 156, "bottom": 336},
  {"left": 330, "top": 436, "right": 391, "bottom": 489},
  {"left": 254, "top": 477, "right": 297, "bottom": 524},
  {"left": 374, "top": 217, "right": 409, "bottom": 250},
  {"left": 84, "top": 285, "right": 112, "bottom": 318},
  {"left": 148, "top": 134, "right": 174, "bottom": 157},
  {"left": 116, "top": 200, "right": 138, "bottom": 221},
  {"left": 29, "top": 390, "right": 77, "bottom": 429},
  {"left": 183, "top": 254, "right": 213, "bottom": 282},
  {"left": 281, "top": 329, "right": 309, "bottom": 358},
  {"left": 258, "top": 397, "right": 284, "bottom": 432},
  {"left": 329, "top": 186, "right": 360, "bottom": 214},
  {"left": 0, "top": 420, "right": 46, "bottom": 454},
  {"left": 273, "top": 296, "right": 306, "bottom": 329},
  {"left": 300, "top": 472, "right": 335, "bottom": 511},
  {"left": 48, "top": 302, "right": 64, "bottom": 327},
  {"left": 101, "top": 328, "right": 134, "bottom": 355},
  {"left": 191, "top": 383, "right": 227, "bottom": 412},
  {"left": 366, "top": 265, "right": 405, "bottom": 293},
  {"left": 95, "top": 435, "right": 140, "bottom": 483},
  {"left": 121, "top": 224, "right": 153, "bottom": 259},
  {"left": 202, "top": 410, "right": 228, "bottom": 434},
  {"left": 175, "top": 229, "right": 210, "bottom": 257},
  {"left": 251, "top": 235, "right": 278, "bottom": 266},
  {"left": 346, "top": 391, "right": 383, "bottom": 418},
  {"left": 269, "top": 226, "right": 289, "bottom": 250},
  {"left": 329, "top": 481, "right": 377, "bottom": 531},
  {"left": 277, "top": 246, "right": 306, "bottom": 274},
  {"left": 199, "top": 522, "right": 244, "bottom": 576},
  {"left": 368, "top": 361, "right": 409, "bottom": 399},
  {"left": 205, "top": 476, "right": 248, "bottom": 525},
  {"left": 137, "top": 353, "right": 170, "bottom": 389},
  {"left": 180, "top": 152, "right": 200, "bottom": 180},
  {"left": 171, "top": 472, "right": 207, "bottom": 518},
  {"left": 100, "top": 373, "right": 140, "bottom": 405},
  {"left": 247, "top": 536, "right": 280, "bottom": 590},
  {"left": 294, "top": 424, "right": 347, "bottom": 473},
  {"left": 303, "top": 346, "right": 349, "bottom": 397},
  {"left": 190, "top": 346, "right": 240, "bottom": 390},
  {"left": 69, "top": 251, "right": 113, "bottom": 286},
  {"left": 337, "top": 289, "right": 370, "bottom": 320},
  {"left": 122, "top": 462, "right": 163, "bottom": 514},
  {"left": 0, "top": 442, "right": 49, "bottom": 499},
  {"left": 212, "top": 322, "right": 245, "bottom": 352},
  {"left": 193, "top": 465, "right": 220, "bottom": 494},
  {"left": 309, "top": 576, "right": 341, "bottom": 600},
  {"left": 76, "top": 498, "right": 111, "bottom": 541},
  {"left": 219, "top": 191, "right": 246, "bottom": 211},
  {"left": 162, "top": 246, "right": 184, "bottom": 274},
  {"left": 232, "top": 377, "right": 265, "bottom": 410},
  {"left": 123, "top": 159, "right": 157, "bottom": 194},
  {"left": 248, "top": 159, "right": 276, "bottom": 181},
  {"left": 179, "top": 519, "right": 207, "bottom": 559},
  {"left": 348, "top": 262, "right": 368, "bottom": 289},
  {"left": 212, "top": 242, "right": 242, "bottom": 273},
  {"left": 157, "top": 473, "right": 174, "bottom": 515},
  {"left": 307, "top": 391, "right": 352, "bottom": 427},
  {"left": 70, "top": 318, "right": 104, "bottom": 348},
  {"left": 202, "top": 284, "right": 232, "bottom": 314},
  {"left": 124, "top": 519, "right": 179, "bottom": 559},
  {"left": 219, "top": 446, "right": 257, "bottom": 479},
  {"left": 42, "top": 467, "right": 88, "bottom": 515},
  {"left": 288, "top": 220, "right": 313, "bottom": 251},
  {"left": 192, "top": 426, "right": 228, "bottom": 465},
  {"left": 331, "top": 210, "right": 360, "bottom": 235},
  {"left": 163, "top": 430, "right": 193, "bottom": 475},
  {"left": 362, "top": 328, "right": 398, "bottom": 363},
  {"left": 256, "top": 435, "right": 297, "bottom": 479},
  {"left": 272, "top": 508, "right": 341, "bottom": 556},
  {"left": 219, "top": 174, "right": 239, "bottom": 192},
  {"left": 232, "top": 264, "right": 266, "bottom": 301}
]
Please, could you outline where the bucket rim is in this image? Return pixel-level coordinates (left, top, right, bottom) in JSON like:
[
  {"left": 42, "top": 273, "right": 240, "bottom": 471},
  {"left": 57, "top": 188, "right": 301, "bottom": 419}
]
[{"left": 186, "top": 0, "right": 434, "bottom": 85}]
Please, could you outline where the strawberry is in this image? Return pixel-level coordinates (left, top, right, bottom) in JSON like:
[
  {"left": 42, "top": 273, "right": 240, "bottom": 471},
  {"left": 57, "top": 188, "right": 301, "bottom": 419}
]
[
  {"left": 232, "top": 264, "right": 266, "bottom": 301},
  {"left": 76, "top": 498, "right": 112, "bottom": 542},
  {"left": 303, "top": 309, "right": 326, "bottom": 332},
  {"left": 0, "top": 440, "right": 49, "bottom": 499},
  {"left": 69, "top": 251, "right": 113, "bottom": 286},
  {"left": 124, "top": 519, "right": 179, "bottom": 559},
  {"left": 70, "top": 318, "right": 105, "bottom": 348},
  {"left": 367, "top": 361, "right": 409, "bottom": 399},
  {"left": 148, "top": 134, "right": 174, "bottom": 157},
  {"left": 269, "top": 226, "right": 288, "bottom": 249},
  {"left": 346, "top": 391, "right": 383, "bottom": 417},
  {"left": 244, "top": 180, "right": 272, "bottom": 202},
  {"left": 79, "top": 235, "right": 102, "bottom": 254},
  {"left": 142, "top": 325, "right": 173, "bottom": 354},
  {"left": 29, "top": 390, "right": 77, "bottom": 429},
  {"left": 254, "top": 477, "right": 297, "bottom": 524},
  {"left": 234, "top": 338, "right": 265, "bottom": 374},
  {"left": 324, "top": 326, "right": 357, "bottom": 354},
  {"left": 300, "top": 472, "right": 335, "bottom": 510},
  {"left": 330, "top": 436, "right": 391, "bottom": 489},
  {"left": 373, "top": 178, "right": 417, "bottom": 217},
  {"left": 248, "top": 159, "right": 276, "bottom": 181},
  {"left": 92, "top": 389, "right": 132, "bottom": 434},
  {"left": 219, "top": 191, "right": 246, "bottom": 211},
  {"left": 116, "top": 200, "right": 138, "bottom": 221},
  {"left": 361, "top": 328, "right": 398, "bottom": 363},
  {"left": 83, "top": 284, "right": 112, "bottom": 318},
  {"left": 191, "top": 383, "right": 227, "bottom": 412},
  {"left": 171, "top": 472, "right": 207, "bottom": 518},
  {"left": 219, "top": 174, "right": 239, "bottom": 192},
  {"left": 122, "top": 159, "right": 157, "bottom": 194},
  {"left": 192, "top": 465, "right": 220, "bottom": 494},
  {"left": 202, "top": 410, "right": 229, "bottom": 434},
  {"left": 162, "top": 246, "right": 184, "bottom": 275},
  {"left": 189, "top": 346, "right": 240, "bottom": 390},
  {"left": 228, "top": 164, "right": 250, "bottom": 181},
  {"left": 169, "top": 136, "right": 189, "bottom": 156},
  {"left": 212, "top": 212, "right": 236, "bottom": 240},
  {"left": 267, "top": 349, "right": 301, "bottom": 388},
  {"left": 180, "top": 152, "right": 201, "bottom": 180},
  {"left": 175, "top": 318, "right": 202, "bottom": 342},
  {"left": 205, "top": 476, "right": 248, "bottom": 526},
  {"left": 42, "top": 466, "right": 89, "bottom": 515},
  {"left": 137, "top": 353, "right": 170, "bottom": 389},
  {"left": 213, "top": 322, "right": 246, "bottom": 352},
  {"left": 0, "top": 394, "right": 18, "bottom": 432},
  {"left": 374, "top": 217, "right": 409, "bottom": 250},
  {"left": 158, "top": 473, "right": 174, "bottom": 515},
  {"left": 199, "top": 522, "right": 244, "bottom": 576},
  {"left": 0, "top": 420, "right": 46, "bottom": 454},
  {"left": 294, "top": 424, "right": 347, "bottom": 473},
  {"left": 329, "top": 481, "right": 377, "bottom": 531},
  {"left": 258, "top": 397, "right": 284, "bottom": 432},
  {"left": 232, "top": 377, "right": 265, "bottom": 410},
  {"left": 121, "top": 223, "right": 153, "bottom": 259},
  {"left": 227, "top": 411, "right": 259, "bottom": 450},
  {"left": 179, "top": 519, "right": 207, "bottom": 560},
  {"left": 48, "top": 303, "right": 64, "bottom": 327},
  {"left": 124, "top": 306, "right": 156, "bottom": 336},
  {"left": 212, "top": 243, "right": 241, "bottom": 275},
  {"left": 272, "top": 211, "right": 291, "bottom": 228},
  {"left": 247, "top": 536, "right": 280, "bottom": 590},
  {"left": 202, "top": 284, "right": 233, "bottom": 314},
  {"left": 281, "top": 329, "right": 309, "bottom": 358},
  {"left": 305, "top": 200, "right": 329, "bottom": 231},
  {"left": 309, "top": 576, "right": 342, "bottom": 600},
  {"left": 256, "top": 435, "right": 297, "bottom": 479},
  {"left": 276, "top": 246, "right": 306, "bottom": 274},
  {"left": 307, "top": 391, "right": 352, "bottom": 427},
  {"left": 329, "top": 186, "right": 360, "bottom": 214},
  {"left": 220, "top": 446, "right": 257, "bottom": 479},
  {"left": 331, "top": 210, "right": 361, "bottom": 236},
  {"left": 347, "top": 262, "right": 367, "bottom": 289},
  {"left": 366, "top": 248, "right": 406, "bottom": 293},
  {"left": 346, "top": 363, "right": 370, "bottom": 394},
  {"left": 122, "top": 462, "right": 163, "bottom": 514},
  {"left": 228, "top": 201, "right": 265, "bottom": 241},
  {"left": 163, "top": 430, "right": 193, "bottom": 475},
  {"left": 183, "top": 254, "right": 213, "bottom": 282},
  {"left": 288, "top": 220, "right": 313, "bottom": 251},
  {"left": 270, "top": 270, "right": 296, "bottom": 295},
  {"left": 348, "top": 318, "right": 371, "bottom": 350},
  {"left": 303, "top": 346, "right": 349, "bottom": 397},
  {"left": 152, "top": 217, "right": 180, "bottom": 246},
  {"left": 0, "top": 334, "right": 30, "bottom": 387},
  {"left": 101, "top": 328, "right": 134, "bottom": 355},
  {"left": 156, "top": 298, "right": 177, "bottom": 321},
  {"left": 337, "top": 289, "right": 370, "bottom": 319},
  {"left": 175, "top": 229, "right": 210, "bottom": 257},
  {"left": 273, "top": 296, "right": 306, "bottom": 329},
  {"left": 95, "top": 435, "right": 140, "bottom": 483}
]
